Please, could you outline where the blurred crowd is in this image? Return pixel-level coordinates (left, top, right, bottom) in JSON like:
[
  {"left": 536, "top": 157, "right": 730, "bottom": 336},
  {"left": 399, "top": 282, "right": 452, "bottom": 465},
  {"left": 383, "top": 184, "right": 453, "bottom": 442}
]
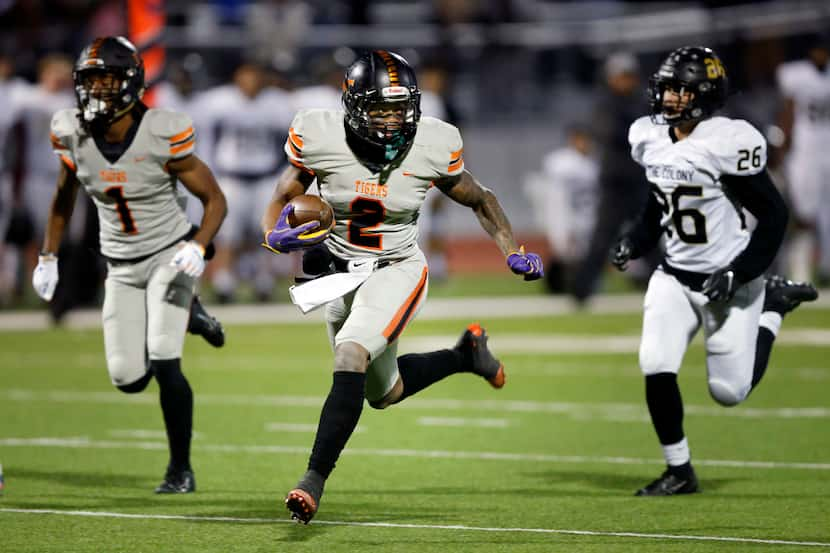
[{"left": 1, "top": 0, "right": 829, "bottom": 316}]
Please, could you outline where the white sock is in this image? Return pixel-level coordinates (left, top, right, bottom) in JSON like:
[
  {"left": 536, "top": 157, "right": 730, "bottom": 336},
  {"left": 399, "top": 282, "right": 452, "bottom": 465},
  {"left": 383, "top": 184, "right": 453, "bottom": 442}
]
[
  {"left": 760, "top": 311, "right": 783, "bottom": 336},
  {"left": 662, "top": 437, "right": 690, "bottom": 466}
]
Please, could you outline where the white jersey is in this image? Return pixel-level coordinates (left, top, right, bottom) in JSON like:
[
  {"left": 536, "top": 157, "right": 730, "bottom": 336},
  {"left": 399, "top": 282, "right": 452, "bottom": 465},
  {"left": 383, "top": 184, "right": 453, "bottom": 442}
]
[
  {"left": 50, "top": 107, "right": 194, "bottom": 259},
  {"left": 777, "top": 60, "right": 830, "bottom": 157},
  {"left": 285, "top": 109, "right": 464, "bottom": 261},
  {"left": 540, "top": 146, "right": 599, "bottom": 260},
  {"left": 199, "top": 85, "right": 293, "bottom": 177},
  {"left": 629, "top": 115, "right": 767, "bottom": 274},
  {"left": 14, "top": 86, "right": 74, "bottom": 179},
  {"left": 0, "top": 78, "right": 30, "bottom": 173},
  {"left": 291, "top": 85, "right": 342, "bottom": 111}
]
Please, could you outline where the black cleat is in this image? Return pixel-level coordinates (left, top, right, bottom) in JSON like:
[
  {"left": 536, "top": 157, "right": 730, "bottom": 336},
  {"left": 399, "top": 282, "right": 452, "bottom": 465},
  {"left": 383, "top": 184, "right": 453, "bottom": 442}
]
[
  {"left": 635, "top": 467, "right": 698, "bottom": 496},
  {"left": 285, "top": 470, "right": 325, "bottom": 524},
  {"left": 188, "top": 295, "right": 225, "bottom": 348},
  {"left": 763, "top": 275, "right": 818, "bottom": 316},
  {"left": 454, "top": 323, "right": 505, "bottom": 389},
  {"left": 154, "top": 469, "right": 196, "bottom": 494}
]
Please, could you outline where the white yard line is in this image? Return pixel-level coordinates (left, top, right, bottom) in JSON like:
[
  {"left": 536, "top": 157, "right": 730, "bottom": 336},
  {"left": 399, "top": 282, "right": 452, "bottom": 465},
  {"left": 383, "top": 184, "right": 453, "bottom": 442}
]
[
  {"left": 0, "top": 507, "right": 827, "bottom": 547},
  {"left": 417, "top": 417, "right": 510, "bottom": 428},
  {"left": 4, "top": 388, "right": 830, "bottom": 420},
  {"left": 264, "top": 423, "right": 365, "bottom": 434},
  {"left": 1, "top": 292, "right": 828, "bottom": 331},
  {"left": 1, "top": 436, "right": 828, "bottom": 471}
]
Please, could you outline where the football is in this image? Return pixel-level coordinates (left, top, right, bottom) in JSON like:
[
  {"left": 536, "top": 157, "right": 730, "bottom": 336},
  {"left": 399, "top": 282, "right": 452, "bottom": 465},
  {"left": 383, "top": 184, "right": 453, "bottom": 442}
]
[{"left": 287, "top": 194, "right": 334, "bottom": 230}]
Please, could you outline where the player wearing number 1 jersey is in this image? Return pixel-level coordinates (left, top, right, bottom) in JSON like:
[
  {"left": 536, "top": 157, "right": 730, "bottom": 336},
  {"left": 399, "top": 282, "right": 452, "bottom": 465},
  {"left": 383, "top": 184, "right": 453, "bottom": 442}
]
[
  {"left": 612, "top": 46, "right": 818, "bottom": 496},
  {"left": 260, "top": 50, "right": 543, "bottom": 523},
  {"left": 32, "top": 37, "right": 227, "bottom": 493}
]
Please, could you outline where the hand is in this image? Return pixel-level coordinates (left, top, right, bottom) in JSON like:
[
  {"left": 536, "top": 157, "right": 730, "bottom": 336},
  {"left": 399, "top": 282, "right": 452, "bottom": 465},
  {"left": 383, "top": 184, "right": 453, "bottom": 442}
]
[
  {"left": 170, "top": 241, "right": 206, "bottom": 278},
  {"left": 611, "top": 237, "right": 634, "bottom": 271},
  {"left": 262, "top": 204, "right": 329, "bottom": 254},
  {"left": 702, "top": 267, "right": 738, "bottom": 302},
  {"left": 507, "top": 246, "right": 544, "bottom": 281},
  {"left": 32, "top": 254, "right": 59, "bottom": 301}
]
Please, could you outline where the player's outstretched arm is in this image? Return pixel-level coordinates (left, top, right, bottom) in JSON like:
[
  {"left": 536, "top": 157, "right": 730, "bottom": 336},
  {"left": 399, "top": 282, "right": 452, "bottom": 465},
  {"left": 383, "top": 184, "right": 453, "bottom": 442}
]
[
  {"left": 435, "top": 170, "right": 543, "bottom": 280},
  {"left": 169, "top": 154, "right": 228, "bottom": 249}
]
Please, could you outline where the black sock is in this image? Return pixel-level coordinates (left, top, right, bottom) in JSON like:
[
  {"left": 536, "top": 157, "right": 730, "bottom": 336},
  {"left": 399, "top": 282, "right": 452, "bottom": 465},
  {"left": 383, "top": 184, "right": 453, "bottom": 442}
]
[
  {"left": 397, "top": 349, "right": 465, "bottom": 402},
  {"left": 308, "top": 371, "right": 366, "bottom": 479},
  {"left": 645, "top": 373, "right": 685, "bottom": 445},
  {"left": 152, "top": 359, "right": 193, "bottom": 473},
  {"left": 751, "top": 327, "right": 776, "bottom": 389}
]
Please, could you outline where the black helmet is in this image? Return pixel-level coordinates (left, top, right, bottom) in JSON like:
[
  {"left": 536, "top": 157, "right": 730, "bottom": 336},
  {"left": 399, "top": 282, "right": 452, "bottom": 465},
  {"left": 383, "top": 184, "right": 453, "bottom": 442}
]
[
  {"left": 648, "top": 46, "right": 728, "bottom": 126},
  {"left": 342, "top": 50, "right": 421, "bottom": 163},
  {"left": 74, "top": 36, "right": 145, "bottom": 130}
]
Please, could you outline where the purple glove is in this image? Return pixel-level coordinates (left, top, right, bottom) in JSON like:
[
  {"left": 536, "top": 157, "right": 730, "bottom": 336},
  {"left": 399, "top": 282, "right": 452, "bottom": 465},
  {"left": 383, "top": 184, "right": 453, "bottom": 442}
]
[
  {"left": 262, "top": 204, "right": 327, "bottom": 254},
  {"left": 507, "top": 247, "right": 544, "bottom": 281}
]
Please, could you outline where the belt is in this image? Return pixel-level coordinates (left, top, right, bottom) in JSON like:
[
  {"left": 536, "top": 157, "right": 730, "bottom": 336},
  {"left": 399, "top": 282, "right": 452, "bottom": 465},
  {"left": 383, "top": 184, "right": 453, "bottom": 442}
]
[
  {"left": 105, "top": 226, "right": 216, "bottom": 266},
  {"left": 660, "top": 261, "right": 709, "bottom": 291},
  {"left": 331, "top": 254, "right": 394, "bottom": 273}
]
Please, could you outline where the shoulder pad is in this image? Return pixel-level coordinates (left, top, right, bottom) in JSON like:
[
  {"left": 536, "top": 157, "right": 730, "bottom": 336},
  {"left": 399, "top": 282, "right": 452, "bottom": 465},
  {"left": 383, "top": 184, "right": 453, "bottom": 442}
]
[
  {"left": 416, "top": 116, "right": 465, "bottom": 178},
  {"left": 147, "top": 108, "right": 196, "bottom": 160},
  {"left": 703, "top": 117, "right": 767, "bottom": 176},
  {"left": 50, "top": 108, "right": 81, "bottom": 139}
]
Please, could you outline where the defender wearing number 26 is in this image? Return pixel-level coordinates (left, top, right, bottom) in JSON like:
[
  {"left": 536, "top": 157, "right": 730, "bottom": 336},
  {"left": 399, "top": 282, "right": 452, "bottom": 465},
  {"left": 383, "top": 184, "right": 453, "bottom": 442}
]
[
  {"left": 612, "top": 46, "right": 818, "bottom": 496},
  {"left": 261, "top": 50, "right": 542, "bottom": 523}
]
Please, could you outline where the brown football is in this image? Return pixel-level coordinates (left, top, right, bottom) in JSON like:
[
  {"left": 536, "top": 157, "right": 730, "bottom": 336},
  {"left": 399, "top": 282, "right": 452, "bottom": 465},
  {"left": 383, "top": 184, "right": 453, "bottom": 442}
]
[{"left": 287, "top": 194, "right": 334, "bottom": 230}]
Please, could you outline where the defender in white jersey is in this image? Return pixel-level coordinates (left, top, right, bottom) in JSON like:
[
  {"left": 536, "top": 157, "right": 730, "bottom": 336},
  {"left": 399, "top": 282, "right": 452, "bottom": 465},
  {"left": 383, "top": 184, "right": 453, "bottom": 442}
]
[
  {"left": 31, "top": 37, "right": 227, "bottom": 493},
  {"left": 776, "top": 34, "right": 830, "bottom": 282},
  {"left": 613, "top": 46, "right": 817, "bottom": 496},
  {"left": 260, "top": 51, "right": 543, "bottom": 523}
]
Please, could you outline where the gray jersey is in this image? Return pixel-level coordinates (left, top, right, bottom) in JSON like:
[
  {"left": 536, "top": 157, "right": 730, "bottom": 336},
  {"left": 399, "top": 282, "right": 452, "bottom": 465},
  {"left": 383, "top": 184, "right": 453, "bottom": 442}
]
[
  {"left": 50, "top": 107, "right": 194, "bottom": 259},
  {"left": 629, "top": 115, "right": 767, "bottom": 274},
  {"left": 285, "top": 109, "right": 464, "bottom": 261}
]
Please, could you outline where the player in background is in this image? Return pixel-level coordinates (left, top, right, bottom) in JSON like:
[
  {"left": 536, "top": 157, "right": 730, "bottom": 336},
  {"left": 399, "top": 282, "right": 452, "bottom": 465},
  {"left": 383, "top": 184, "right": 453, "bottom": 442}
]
[
  {"left": 32, "top": 36, "right": 227, "bottom": 492},
  {"left": 613, "top": 46, "right": 818, "bottom": 496},
  {"left": 199, "top": 61, "right": 294, "bottom": 303},
  {"left": 776, "top": 33, "right": 830, "bottom": 284},
  {"left": 261, "top": 50, "right": 543, "bottom": 523}
]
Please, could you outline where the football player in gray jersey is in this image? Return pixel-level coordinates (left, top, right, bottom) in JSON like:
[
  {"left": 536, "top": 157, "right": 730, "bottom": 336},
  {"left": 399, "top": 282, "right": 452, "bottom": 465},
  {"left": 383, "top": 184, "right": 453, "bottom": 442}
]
[
  {"left": 613, "top": 46, "right": 818, "bottom": 496},
  {"left": 261, "top": 51, "right": 543, "bottom": 523},
  {"left": 31, "top": 37, "right": 228, "bottom": 493}
]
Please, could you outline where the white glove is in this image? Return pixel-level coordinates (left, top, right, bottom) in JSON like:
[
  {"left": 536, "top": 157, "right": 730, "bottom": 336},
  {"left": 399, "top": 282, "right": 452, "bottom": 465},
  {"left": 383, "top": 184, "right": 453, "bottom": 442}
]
[
  {"left": 32, "top": 254, "right": 59, "bottom": 301},
  {"left": 170, "top": 240, "right": 206, "bottom": 278}
]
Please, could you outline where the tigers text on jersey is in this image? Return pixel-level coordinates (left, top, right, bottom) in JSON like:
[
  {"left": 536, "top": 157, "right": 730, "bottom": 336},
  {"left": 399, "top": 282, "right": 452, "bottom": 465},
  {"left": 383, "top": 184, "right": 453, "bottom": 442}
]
[
  {"left": 777, "top": 60, "right": 830, "bottom": 156},
  {"left": 285, "top": 109, "right": 464, "bottom": 261},
  {"left": 629, "top": 115, "right": 767, "bottom": 274},
  {"left": 50, "top": 107, "right": 194, "bottom": 260}
]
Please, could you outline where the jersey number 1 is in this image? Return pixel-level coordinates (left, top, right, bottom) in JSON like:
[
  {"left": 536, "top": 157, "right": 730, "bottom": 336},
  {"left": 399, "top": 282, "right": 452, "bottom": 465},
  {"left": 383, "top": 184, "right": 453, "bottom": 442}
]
[
  {"left": 348, "top": 197, "right": 385, "bottom": 249},
  {"left": 105, "top": 186, "right": 138, "bottom": 234}
]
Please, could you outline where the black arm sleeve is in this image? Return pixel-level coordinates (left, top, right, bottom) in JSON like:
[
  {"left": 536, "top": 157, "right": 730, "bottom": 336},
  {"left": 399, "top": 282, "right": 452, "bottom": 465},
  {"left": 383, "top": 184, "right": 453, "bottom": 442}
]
[
  {"left": 721, "top": 170, "right": 788, "bottom": 283},
  {"left": 627, "top": 190, "right": 664, "bottom": 259}
]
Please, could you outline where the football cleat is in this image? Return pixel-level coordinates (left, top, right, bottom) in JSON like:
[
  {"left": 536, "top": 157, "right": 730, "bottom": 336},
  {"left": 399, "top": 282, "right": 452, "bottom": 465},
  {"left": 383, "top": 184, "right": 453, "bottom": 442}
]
[
  {"left": 187, "top": 295, "right": 225, "bottom": 348},
  {"left": 763, "top": 275, "right": 818, "bottom": 316},
  {"left": 285, "top": 470, "right": 325, "bottom": 524},
  {"left": 154, "top": 469, "right": 195, "bottom": 494},
  {"left": 635, "top": 467, "right": 698, "bottom": 496},
  {"left": 455, "top": 323, "right": 505, "bottom": 389}
]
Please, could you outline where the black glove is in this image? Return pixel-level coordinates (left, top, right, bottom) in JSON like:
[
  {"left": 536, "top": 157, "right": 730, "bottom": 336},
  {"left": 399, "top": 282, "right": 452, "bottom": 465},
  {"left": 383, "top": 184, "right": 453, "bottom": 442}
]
[
  {"left": 702, "top": 267, "right": 738, "bottom": 302},
  {"left": 611, "top": 237, "right": 634, "bottom": 271}
]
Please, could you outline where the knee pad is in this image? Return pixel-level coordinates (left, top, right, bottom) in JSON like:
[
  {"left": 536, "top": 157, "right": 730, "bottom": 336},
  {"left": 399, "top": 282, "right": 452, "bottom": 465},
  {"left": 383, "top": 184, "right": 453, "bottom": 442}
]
[
  {"left": 116, "top": 370, "right": 153, "bottom": 394},
  {"left": 333, "top": 342, "right": 369, "bottom": 374},
  {"left": 708, "top": 378, "right": 748, "bottom": 407}
]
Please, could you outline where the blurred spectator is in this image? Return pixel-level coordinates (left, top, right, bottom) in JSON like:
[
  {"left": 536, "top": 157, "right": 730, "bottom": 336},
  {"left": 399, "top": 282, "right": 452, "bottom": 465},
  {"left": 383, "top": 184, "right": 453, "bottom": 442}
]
[
  {"left": 526, "top": 124, "right": 599, "bottom": 293},
  {"left": 198, "top": 61, "right": 294, "bottom": 302},
  {"left": 291, "top": 52, "right": 346, "bottom": 111},
  {"left": 570, "top": 51, "right": 654, "bottom": 304},
  {"left": 776, "top": 33, "right": 830, "bottom": 284}
]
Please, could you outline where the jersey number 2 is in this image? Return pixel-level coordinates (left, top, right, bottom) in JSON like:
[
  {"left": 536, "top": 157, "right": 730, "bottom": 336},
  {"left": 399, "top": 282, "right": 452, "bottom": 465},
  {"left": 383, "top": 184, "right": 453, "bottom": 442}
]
[
  {"left": 105, "top": 186, "right": 138, "bottom": 234},
  {"left": 348, "top": 197, "right": 385, "bottom": 249}
]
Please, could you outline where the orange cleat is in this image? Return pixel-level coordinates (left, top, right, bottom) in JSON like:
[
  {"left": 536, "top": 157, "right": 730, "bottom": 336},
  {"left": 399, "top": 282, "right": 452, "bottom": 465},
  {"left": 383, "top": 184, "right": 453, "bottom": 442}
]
[{"left": 455, "top": 322, "right": 505, "bottom": 389}]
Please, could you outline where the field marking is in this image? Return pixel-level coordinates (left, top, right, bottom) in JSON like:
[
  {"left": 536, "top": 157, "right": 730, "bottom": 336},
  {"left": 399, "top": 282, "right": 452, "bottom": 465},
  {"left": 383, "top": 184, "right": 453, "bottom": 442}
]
[
  {"left": 264, "top": 423, "right": 365, "bottom": 434},
  {"left": 5, "top": 388, "right": 830, "bottom": 420},
  {"left": 417, "top": 417, "right": 510, "bottom": 428},
  {"left": 108, "top": 429, "right": 204, "bottom": 439},
  {"left": 2, "top": 436, "right": 829, "bottom": 471},
  {"left": 1, "top": 508, "right": 828, "bottom": 547}
]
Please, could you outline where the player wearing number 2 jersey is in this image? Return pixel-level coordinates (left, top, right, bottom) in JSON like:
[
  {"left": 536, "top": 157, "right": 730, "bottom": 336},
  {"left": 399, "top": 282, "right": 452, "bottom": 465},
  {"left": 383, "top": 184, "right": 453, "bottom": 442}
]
[
  {"left": 260, "top": 50, "right": 543, "bottom": 523},
  {"left": 612, "top": 46, "right": 817, "bottom": 496},
  {"left": 32, "top": 37, "right": 227, "bottom": 493}
]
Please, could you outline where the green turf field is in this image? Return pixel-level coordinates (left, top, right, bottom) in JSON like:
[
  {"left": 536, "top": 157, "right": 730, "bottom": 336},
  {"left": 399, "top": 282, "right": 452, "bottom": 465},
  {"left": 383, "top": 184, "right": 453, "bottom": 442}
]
[{"left": 1, "top": 302, "right": 829, "bottom": 552}]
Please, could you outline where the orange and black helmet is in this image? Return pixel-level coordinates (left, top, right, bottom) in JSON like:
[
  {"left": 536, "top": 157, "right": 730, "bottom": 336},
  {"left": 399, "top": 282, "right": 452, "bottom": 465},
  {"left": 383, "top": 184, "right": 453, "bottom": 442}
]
[
  {"left": 342, "top": 50, "right": 421, "bottom": 162},
  {"left": 74, "top": 36, "right": 145, "bottom": 130}
]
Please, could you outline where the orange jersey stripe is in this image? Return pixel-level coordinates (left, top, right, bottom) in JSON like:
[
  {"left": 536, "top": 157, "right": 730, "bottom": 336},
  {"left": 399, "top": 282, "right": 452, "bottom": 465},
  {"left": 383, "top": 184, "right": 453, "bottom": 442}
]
[
  {"left": 288, "top": 157, "right": 315, "bottom": 175},
  {"left": 448, "top": 159, "right": 463, "bottom": 172},
  {"left": 51, "top": 134, "right": 67, "bottom": 150},
  {"left": 60, "top": 154, "right": 76, "bottom": 172},
  {"left": 288, "top": 127, "right": 304, "bottom": 148},
  {"left": 170, "top": 137, "right": 195, "bottom": 155},
  {"left": 169, "top": 126, "right": 194, "bottom": 144},
  {"left": 382, "top": 266, "right": 429, "bottom": 343},
  {"left": 287, "top": 138, "right": 302, "bottom": 158}
]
